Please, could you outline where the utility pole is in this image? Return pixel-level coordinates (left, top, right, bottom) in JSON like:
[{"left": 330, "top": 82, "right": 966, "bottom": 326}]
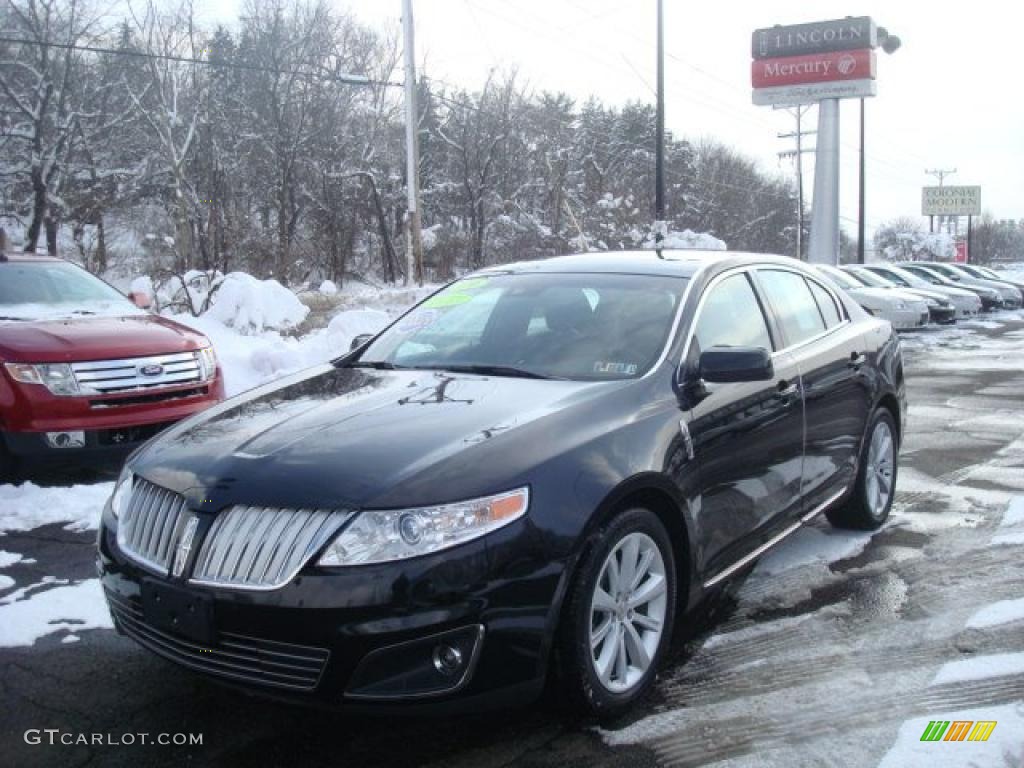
[
  {"left": 402, "top": 0, "right": 424, "bottom": 285},
  {"left": 777, "top": 106, "right": 814, "bottom": 260},
  {"left": 654, "top": 0, "right": 665, "bottom": 236},
  {"left": 857, "top": 98, "right": 866, "bottom": 263},
  {"left": 925, "top": 168, "right": 956, "bottom": 236}
]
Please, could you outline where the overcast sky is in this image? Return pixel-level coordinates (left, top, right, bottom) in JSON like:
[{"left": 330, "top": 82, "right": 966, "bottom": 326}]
[{"left": 202, "top": 1, "right": 1023, "bottom": 245}]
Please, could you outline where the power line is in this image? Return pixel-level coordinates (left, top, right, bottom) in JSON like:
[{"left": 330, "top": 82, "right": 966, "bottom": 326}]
[{"left": 0, "top": 34, "right": 396, "bottom": 87}]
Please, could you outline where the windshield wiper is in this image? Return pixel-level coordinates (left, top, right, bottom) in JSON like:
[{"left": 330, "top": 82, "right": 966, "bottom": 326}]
[
  {"left": 0, "top": 316, "right": 27, "bottom": 321},
  {"left": 431, "top": 364, "right": 562, "bottom": 380},
  {"left": 347, "top": 360, "right": 406, "bottom": 370},
  {"left": 69, "top": 310, "right": 98, "bottom": 316}
]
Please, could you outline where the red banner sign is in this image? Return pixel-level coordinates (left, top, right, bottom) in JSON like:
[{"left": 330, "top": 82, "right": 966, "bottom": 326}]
[
  {"left": 752, "top": 48, "right": 876, "bottom": 88},
  {"left": 955, "top": 241, "right": 968, "bottom": 263}
]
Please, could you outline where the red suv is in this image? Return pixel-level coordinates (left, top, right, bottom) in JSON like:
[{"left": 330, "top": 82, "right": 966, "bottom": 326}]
[{"left": 0, "top": 252, "right": 225, "bottom": 478}]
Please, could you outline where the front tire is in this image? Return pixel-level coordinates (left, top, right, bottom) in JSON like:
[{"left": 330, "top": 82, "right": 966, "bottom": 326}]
[
  {"left": 557, "top": 508, "right": 676, "bottom": 718},
  {"left": 827, "top": 408, "right": 898, "bottom": 530}
]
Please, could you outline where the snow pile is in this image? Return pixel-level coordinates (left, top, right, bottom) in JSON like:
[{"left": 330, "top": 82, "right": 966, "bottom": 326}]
[
  {"left": 319, "top": 279, "right": 338, "bottom": 296},
  {"left": 203, "top": 272, "right": 309, "bottom": 335},
  {"left": 644, "top": 223, "right": 727, "bottom": 251},
  {"left": 966, "top": 597, "right": 1024, "bottom": 629},
  {"left": 174, "top": 307, "right": 391, "bottom": 397},
  {"left": 0, "top": 482, "right": 110, "bottom": 534},
  {"left": 129, "top": 275, "right": 154, "bottom": 299}
]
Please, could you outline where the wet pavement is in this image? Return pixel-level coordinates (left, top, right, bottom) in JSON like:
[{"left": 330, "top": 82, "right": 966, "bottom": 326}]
[{"left": 2, "top": 315, "right": 1023, "bottom": 768}]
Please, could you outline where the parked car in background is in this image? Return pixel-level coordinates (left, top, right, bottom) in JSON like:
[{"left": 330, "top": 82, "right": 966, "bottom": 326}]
[
  {"left": 842, "top": 266, "right": 956, "bottom": 324},
  {"left": 954, "top": 264, "right": 1024, "bottom": 302},
  {"left": 98, "top": 251, "right": 905, "bottom": 718},
  {"left": 898, "top": 264, "right": 1004, "bottom": 311},
  {"left": 860, "top": 264, "right": 981, "bottom": 320},
  {"left": 0, "top": 252, "right": 225, "bottom": 479},
  {"left": 815, "top": 264, "right": 929, "bottom": 330},
  {"left": 907, "top": 262, "right": 1022, "bottom": 309}
]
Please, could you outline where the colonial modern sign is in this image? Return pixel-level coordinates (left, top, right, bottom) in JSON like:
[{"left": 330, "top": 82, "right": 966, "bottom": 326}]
[
  {"left": 752, "top": 17, "right": 877, "bottom": 60},
  {"left": 922, "top": 186, "right": 981, "bottom": 216},
  {"left": 751, "top": 49, "right": 876, "bottom": 89}
]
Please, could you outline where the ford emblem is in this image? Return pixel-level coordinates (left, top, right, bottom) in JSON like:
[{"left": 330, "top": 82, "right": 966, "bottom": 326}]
[{"left": 139, "top": 364, "right": 164, "bottom": 377}]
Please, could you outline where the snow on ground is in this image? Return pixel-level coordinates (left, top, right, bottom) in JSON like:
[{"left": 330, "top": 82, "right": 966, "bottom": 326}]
[
  {"left": 877, "top": 702, "right": 1024, "bottom": 768},
  {"left": 753, "top": 525, "right": 878, "bottom": 576},
  {"left": 0, "top": 579, "right": 112, "bottom": 647},
  {"left": 967, "top": 597, "right": 1024, "bottom": 629},
  {"left": 932, "top": 652, "right": 1024, "bottom": 686},
  {"left": 0, "top": 481, "right": 111, "bottom": 535}
]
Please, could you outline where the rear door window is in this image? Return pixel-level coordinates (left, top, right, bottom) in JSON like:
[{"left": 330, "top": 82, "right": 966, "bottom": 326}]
[{"left": 807, "top": 279, "right": 843, "bottom": 328}]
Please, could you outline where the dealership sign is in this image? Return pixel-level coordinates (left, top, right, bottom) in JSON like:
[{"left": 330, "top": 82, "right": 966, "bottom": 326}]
[
  {"left": 752, "top": 17, "right": 879, "bottom": 107},
  {"left": 922, "top": 186, "right": 981, "bottom": 216},
  {"left": 753, "top": 17, "right": 877, "bottom": 59},
  {"left": 752, "top": 79, "right": 876, "bottom": 107},
  {"left": 752, "top": 49, "right": 876, "bottom": 88}
]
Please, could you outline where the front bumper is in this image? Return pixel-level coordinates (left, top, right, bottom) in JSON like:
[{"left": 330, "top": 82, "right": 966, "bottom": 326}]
[
  {"left": 97, "top": 503, "right": 560, "bottom": 712},
  {"left": 927, "top": 306, "right": 957, "bottom": 325},
  {"left": 884, "top": 307, "right": 929, "bottom": 330}
]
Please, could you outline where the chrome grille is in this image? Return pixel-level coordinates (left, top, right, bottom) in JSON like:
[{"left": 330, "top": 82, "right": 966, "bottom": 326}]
[
  {"left": 72, "top": 351, "right": 202, "bottom": 394},
  {"left": 191, "top": 506, "right": 353, "bottom": 590},
  {"left": 116, "top": 478, "right": 190, "bottom": 574},
  {"left": 105, "top": 590, "right": 329, "bottom": 691}
]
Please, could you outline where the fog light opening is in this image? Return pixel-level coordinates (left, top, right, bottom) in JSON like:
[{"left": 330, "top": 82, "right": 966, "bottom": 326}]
[
  {"left": 45, "top": 431, "right": 85, "bottom": 449},
  {"left": 432, "top": 643, "right": 464, "bottom": 677}
]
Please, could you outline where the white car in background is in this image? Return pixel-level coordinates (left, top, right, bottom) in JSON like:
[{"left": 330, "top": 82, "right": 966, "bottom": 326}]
[
  {"left": 860, "top": 263, "right": 982, "bottom": 320},
  {"left": 843, "top": 265, "right": 957, "bottom": 324},
  {"left": 814, "top": 264, "right": 930, "bottom": 330},
  {"left": 909, "top": 262, "right": 1023, "bottom": 309}
]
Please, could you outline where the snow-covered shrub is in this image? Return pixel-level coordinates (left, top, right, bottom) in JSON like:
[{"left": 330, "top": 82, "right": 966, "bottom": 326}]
[
  {"left": 204, "top": 272, "right": 309, "bottom": 335},
  {"left": 319, "top": 280, "right": 339, "bottom": 296},
  {"left": 325, "top": 309, "right": 390, "bottom": 349},
  {"left": 643, "top": 223, "right": 727, "bottom": 251}
]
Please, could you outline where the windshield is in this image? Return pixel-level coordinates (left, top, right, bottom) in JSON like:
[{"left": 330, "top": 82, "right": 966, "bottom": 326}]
[
  {"left": 0, "top": 262, "right": 136, "bottom": 321},
  {"left": 845, "top": 267, "right": 891, "bottom": 288},
  {"left": 355, "top": 272, "right": 687, "bottom": 381},
  {"left": 880, "top": 266, "right": 927, "bottom": 288},
  {"left": 815, "top": 265, "right": 861, "bottom": 290}
]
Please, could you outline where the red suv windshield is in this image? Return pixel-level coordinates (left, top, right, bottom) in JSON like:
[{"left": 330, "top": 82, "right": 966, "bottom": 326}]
[{"left": 0, "top": 262, "right": 136, "bottom": 321}]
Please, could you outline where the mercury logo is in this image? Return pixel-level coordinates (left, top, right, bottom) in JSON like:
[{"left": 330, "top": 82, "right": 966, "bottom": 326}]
[
  {"left": 837, "top": 54, "right": 857, "bottom": 76},
  {"left": 139, "top": 363, "right": 164, "bottom": 377}
]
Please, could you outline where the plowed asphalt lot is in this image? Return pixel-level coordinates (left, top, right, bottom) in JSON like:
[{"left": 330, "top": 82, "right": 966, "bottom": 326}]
[{"left": 2, "top": 313, "right": 1023, "bottom": 768}]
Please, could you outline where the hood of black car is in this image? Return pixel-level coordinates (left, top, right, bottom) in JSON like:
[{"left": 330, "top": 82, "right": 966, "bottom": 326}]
[{"left": 135, "top": 364, "right": 622, "bottom": 510}]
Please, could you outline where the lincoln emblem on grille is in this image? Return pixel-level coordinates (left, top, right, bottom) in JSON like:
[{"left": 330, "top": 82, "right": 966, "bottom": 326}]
[
  {"left": 172, "top": 515, "right": 200, "bottom": 578},
  {"left": 139, "top": 363, "right": 164, "bottom": 376}
]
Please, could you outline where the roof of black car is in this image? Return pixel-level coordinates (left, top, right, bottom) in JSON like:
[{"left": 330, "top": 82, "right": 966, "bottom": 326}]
[{"left": 477, "top": 249, "right": 794, "bottom": 278}]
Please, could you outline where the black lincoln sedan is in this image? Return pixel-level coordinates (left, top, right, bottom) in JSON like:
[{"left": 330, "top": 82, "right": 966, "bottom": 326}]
[{"left": 98, "top": 251, "right": 905, "bottom": 717}]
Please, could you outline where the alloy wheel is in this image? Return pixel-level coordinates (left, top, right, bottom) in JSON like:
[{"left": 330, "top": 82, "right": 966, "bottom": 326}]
[
  {"left": 588, "top": 531, "right": 668, "bottom": 693},
  {"left": 865, "top": 419, "right": 895, "bottom": 517}
]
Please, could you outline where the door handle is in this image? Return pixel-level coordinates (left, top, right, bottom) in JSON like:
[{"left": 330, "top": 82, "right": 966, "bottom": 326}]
[
  {"left": 848, "top": 351, "right": 867, "bottom": 370},
  {"left": 775, "top": 380, "right": 799, "bottom": 401}
]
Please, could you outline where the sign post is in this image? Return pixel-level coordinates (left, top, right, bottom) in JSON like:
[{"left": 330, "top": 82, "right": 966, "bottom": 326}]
[{"left": 752, "top": 17, "right": 891, "bottom": 265}]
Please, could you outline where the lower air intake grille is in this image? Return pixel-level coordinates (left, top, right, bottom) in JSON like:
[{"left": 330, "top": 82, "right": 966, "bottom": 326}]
[
  {"left": 105, "top": 590, "right": 329, "bottom": 691},
  {"left": 190, "top": 506, "right": 354, "bottom": 590}
]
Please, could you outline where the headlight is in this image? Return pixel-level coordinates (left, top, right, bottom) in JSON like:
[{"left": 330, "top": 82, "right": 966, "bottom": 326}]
[
  {"left": 196, "top": 345, "right": 217, "bottom": 380},
  {"left": 4, "top": 362, "right": 80, "bottom": 395},
  {"left": 318, "top": 487, "right": 529, "bottom": 566},
  {"left": 110, "top": 467, "right": 134, "bottom": 519}
]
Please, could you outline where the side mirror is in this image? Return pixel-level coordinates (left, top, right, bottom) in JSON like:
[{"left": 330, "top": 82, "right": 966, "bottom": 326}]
[
  {"left": 129, "top": 291, "right": 152, "bottom": 309},
  {"left": 698, "top": 346, "right": 773, "bottom": 383},
  {"left": 349, "top": 333, "right": 374, "bottom": 352}
]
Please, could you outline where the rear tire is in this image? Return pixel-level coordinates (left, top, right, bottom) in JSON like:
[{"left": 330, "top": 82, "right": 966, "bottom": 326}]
[
  {"left": 827, "top": 409, "right": 898, "bottom": 530},
  {"left": 557, "top": 508, "right": 676, "bottom": 719}
]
